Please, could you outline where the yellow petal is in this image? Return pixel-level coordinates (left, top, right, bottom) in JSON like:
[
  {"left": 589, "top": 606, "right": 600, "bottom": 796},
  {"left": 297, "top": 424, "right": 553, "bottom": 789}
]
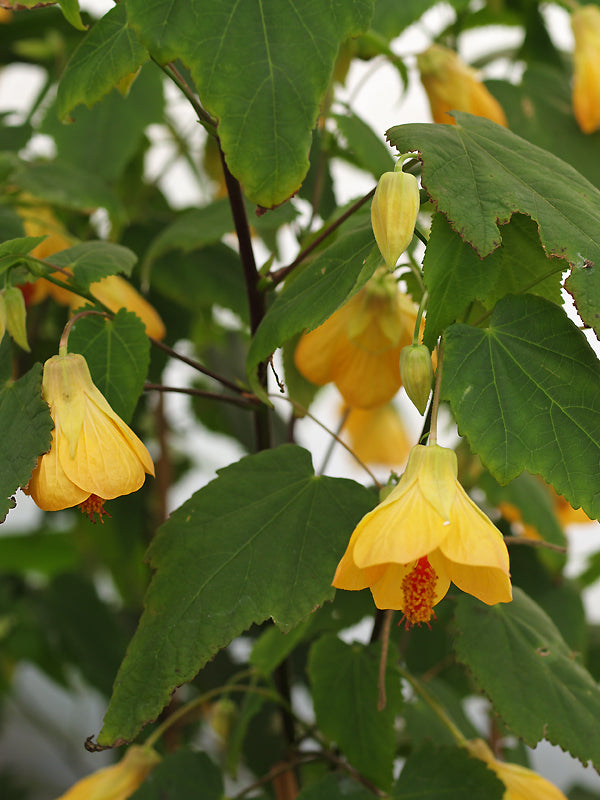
[
  {"left": 332, "top": 527, "right": 386, "bottom": 590},
  {"left": 55, "top": 745, "right": 160, "bottom": 800},
  {"left": 415, "top": 444, "right": 458, "bottom": 521},
  {"left": 294, "top": 305, "right": 350, "bottom": 386},
  {"left": 342, "top": 403, "right": 411, "bottom": 467},
  {"left": 369, "top": 556, "right": 451, "bottom": 613},
  {"left": 26, "top": 430, "right": 89, "bottom": 511},
  {"left": 80, "top": 275, "right": 166, "bottom": 341},
  {"left": 440, "top": 553, "right": 512, "bottom": 605}
]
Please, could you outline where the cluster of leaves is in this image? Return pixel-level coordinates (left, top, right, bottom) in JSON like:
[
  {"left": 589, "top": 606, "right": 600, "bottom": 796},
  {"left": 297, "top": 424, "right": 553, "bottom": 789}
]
[{"left": 2, "top": 1, "right": 600, "bottom": 799}]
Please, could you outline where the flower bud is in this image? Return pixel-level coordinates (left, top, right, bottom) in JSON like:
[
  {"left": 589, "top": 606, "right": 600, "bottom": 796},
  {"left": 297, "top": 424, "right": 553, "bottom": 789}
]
[
  {"left": 400, "top": 343, "right": 433, "bottom": 415},
  {"left": 371, "top": 169, "right": 420, "bottom": 269},
  {"left": 571, "top": 5, "right": 600, "bottom": 134},
  {"left": 4, "top": 286, "right": 30, "bottom": 351}
]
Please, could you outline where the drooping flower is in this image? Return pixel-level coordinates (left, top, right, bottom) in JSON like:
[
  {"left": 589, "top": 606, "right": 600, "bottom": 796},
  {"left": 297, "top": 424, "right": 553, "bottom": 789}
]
[
  {"left": 332, "top": 444, "right": 512, "bottom": 625},
  {"left": 55, "top": 745, "right": 160, "bottom": 800},
  {"left": 571, "top": 5, "right": 600, "bottom": 134},
  {"left": 342, "top": 403, "right": 412, "bottom": 467},
  {"left": 71, "top": 274, "right": 166, "bottom": 340},
  {"left": 466, "top": 739, "right": 568, "bottom": 800},
  {"left": 25, "top": 352, "right": 155, "bottom": 519},
  {"left": 294, "top": 269, "right": 417, "bottom": 408},
  {"left": 417, "top": 44, "right": 508, "bottom": 127},
  {"left": 19, "top": 202, "right": 165, "bottom": 339}
]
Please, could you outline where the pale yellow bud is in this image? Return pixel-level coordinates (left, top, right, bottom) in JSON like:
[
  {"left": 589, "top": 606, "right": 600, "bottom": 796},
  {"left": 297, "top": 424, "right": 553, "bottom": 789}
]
[
  {"left": 4, "top": 286, "right": 30, "bottom": 351},
  {"left": 400, "top": 343, "right": 434, "bottom": 415},
  {"left": 371, "top": 169, "right": 420, "bottom": 269}
]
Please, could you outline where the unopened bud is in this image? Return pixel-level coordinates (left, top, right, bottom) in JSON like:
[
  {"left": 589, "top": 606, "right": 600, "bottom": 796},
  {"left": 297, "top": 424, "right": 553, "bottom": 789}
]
[
  {"left": 210, "top": 698, "right": 237, "bottom": 742},
  {"left": 371, "top": 168, "right": 420, "bottom": 269},
  {"left": 400, "top": 344, "right": 433, "bottom": 415},
  {"left": 4, "top": 287, "right": 30, "bottom": 351}
]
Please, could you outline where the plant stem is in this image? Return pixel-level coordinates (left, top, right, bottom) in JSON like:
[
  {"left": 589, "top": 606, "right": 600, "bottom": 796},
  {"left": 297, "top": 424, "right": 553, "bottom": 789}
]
[
  {"left": 428, "top": 339, "right": 444, "bottom": 445},
  {"left": 149, "top": 338, "right": 247, "bottom": 394},
  {"left": 59, "top": 309, "right": 110, "bottom": 353},
  {"left": 144, "top": 383, "right": 260, "bottom": 410},
  {"left": 268, "top": 189, "right": 375, "bottom": 287},
  {"left": 158, "top": 61, "right": 218, "bottom": 134},
  {"left": 398, "top": 665, "right": 467, "bottom": 747},
  {"left": 377, "top": 609, "right": 394, "bottom": 711}
]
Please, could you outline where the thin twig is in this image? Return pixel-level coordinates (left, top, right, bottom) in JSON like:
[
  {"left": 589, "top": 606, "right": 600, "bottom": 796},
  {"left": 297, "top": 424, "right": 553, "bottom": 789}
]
[
  {"left": 149, "top": 337, "right": 247, "bottom": 394},
  {"left": 504, "top": 536, "right": 567, "bottom": 554},
  {"left": 268, "top": 189, "right": 375, "bottom": 287},
  {"left": 377, "top": 609, "right": 394, "bottom": 711},
  {"left": 144, "top": 383, "right": 260, "bottom": 409}
]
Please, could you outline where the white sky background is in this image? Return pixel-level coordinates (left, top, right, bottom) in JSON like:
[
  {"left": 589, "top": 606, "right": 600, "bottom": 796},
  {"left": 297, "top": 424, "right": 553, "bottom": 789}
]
[{"left": 2, "top": 1, "right": 600, "bottom": 795}]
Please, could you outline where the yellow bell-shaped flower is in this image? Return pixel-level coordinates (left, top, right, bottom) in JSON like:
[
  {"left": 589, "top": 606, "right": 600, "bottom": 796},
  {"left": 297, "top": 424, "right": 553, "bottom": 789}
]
[
  {"left": 333, "top": 444, "right": 512, "bottom": 625},
  {"left": 294, "top": 269, "right": 417, "bottom": 409},
  {"left": 466, "top": 739, "right": 568, "bottom": 800},
  {"left": 572, "top": 5, "right": 600, "bottom": 134},
  {"left": 342, "top": 403, "right": 412, "bottom": 467},
  {"left": 26, "top": 352, "right": 155, "bottom": 519},
  {"left": 417, "top": 44, "right": 508, "bottom": 127},
  {"left": 55, "top": 745, "right": 160, "bottom": 800}
]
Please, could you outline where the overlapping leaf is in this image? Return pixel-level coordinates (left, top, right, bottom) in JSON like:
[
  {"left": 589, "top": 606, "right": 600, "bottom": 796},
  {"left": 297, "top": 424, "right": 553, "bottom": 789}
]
[
  {"left": 454, "top": 589, "right": 600, "bottom": 768},
  {"left": 130, "top": 750, "right": 223, "bottom": 800},
  {"left": 125, "top": 0, "right": 373, "bottom": 207},
  {"left": 68, "top": 310, "right": 149, "bottom": 423},
  {"left": 246, "top": 223, "right": 378, "bottom": 399},
  {"left": 422, "top": 213, "right": 562, "bottom": 349},
  {"left": 57, "top": 4, "right": 148, "bottom": 120},
  {"left": 387, "top": 112, "right": 600, "bottom": 264},
  {"left": 98, "top": 445, "right": 375, "bottom": 745},
  {"left": 393, "top": 742, "right": 504, "bottom": 800},
  {"left": 442, "top": 293, "right": 600, "bottom": 518},
  {"left": 308, "top": 635, "right": 402, "bottom": 790},
  {"left": 0, "top": 365, "right": 53, "bottom": 523},
  {"left": 48, "top": 241, "right": 137, "bottom": 288}
]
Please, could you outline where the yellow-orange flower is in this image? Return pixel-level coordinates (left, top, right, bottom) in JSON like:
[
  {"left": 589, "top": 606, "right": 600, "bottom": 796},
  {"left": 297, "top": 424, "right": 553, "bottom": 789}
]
[
  {"left": 71, "top": 274, "right": 166, "bottom": 340},
  {"left": 294, "top": 270, "right": 417, "bottom": 409},
  {"left": 466, "top": 739, "right": 567, "bottom": 800},
  {"left": 19, "top": 202, "right": 165, "bottom": 339},
  {"left": 342, "top": 403, "right": 412, "bottom": 467},
  {"left": 25, "top": 352, "right": 154, "bottom": 518},
  {"left": 572, "top": 5, "right": 600, "bottom": 134},
  {"left": 333, "top": 444, "right": 512, "bottom": 625},
  {"left": 417, "top": 44, "right": 508, "bottom": 127},
  {"left": 55, "top": 745, "right": 160, "bottom": 800}
]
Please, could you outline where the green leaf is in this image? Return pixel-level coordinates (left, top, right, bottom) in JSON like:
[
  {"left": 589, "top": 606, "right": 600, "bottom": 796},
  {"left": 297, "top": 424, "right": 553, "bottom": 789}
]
[
  {"left": 46, "top": 63, "right": 163, "bottom": 183},
  {"left": 489, "top": 65, "right": 600, "bottom": 192},
  {"left": 130, "top": 750, "right": 223, "bottom": 800},
  {"left": 0, "top": 532, "right": 78, "bottom": 577},
  {"left": 454, "top": 588, "right": 600, "bottom": 768},
  {"left": 250, "top": 618, "right": 313, "bottom": 676},
  {"left": 98, "top": 444, "right": 375, "bottom": 745},
  {"left": 57, "top": 0, "right": 86, "bottom": 31},
  {"left": 308, "top": 634, "right": 402, "bottom": 790},
  {"left": 126, "top": 0, "right": 373, "bottom": 207},
  {"left": 565, "top": 262, "right": 600, "bottom": 339},
  {"left": 45, "top": 573, "right": 128, "bottom": 697},
  {"left": 334, "top": 110, "right": 395, "bottom": 178},
  {"left": 14, "top": 161, "right": 122, "bottom": 220},
  {"left": 387, "top": 112, "right": 600, "bottom": 263},
  {"left": 246, "top": 224, "right": 378, "bottom": 400},
  {"left": 67, "top": 309, "right": 149, "bottom": 423},
  {"left": 57, "top": 4, "right": 148, "bottom": 120},
  {"left": 0, "top": 365, "right": 53, "bottom": 524},
  {"left": 143, "top": 199, "right": 234, "bottom": 268},
  {"left": 422, "top": 213, "right": 563, "bottom": 349},
  {"left": 296, "top": 774, "right": 372, "bottom": 800},
  {"left": 47, "top": 241, "right": 137, "bottom": 288},
  {"left": 392, "top": 742, "right": 504, "bottom": 800},
  {"left": 442, "top": 294, "right": 600, "bottom": 518}
]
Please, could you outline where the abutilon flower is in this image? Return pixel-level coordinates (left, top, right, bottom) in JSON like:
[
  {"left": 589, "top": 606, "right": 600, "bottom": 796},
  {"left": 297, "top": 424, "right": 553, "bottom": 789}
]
[
  {"left": 466, "top": 739, "right": 568, "bottom": 800},
  {"left": 417, "top": 44, "right": 508, "bottom": 127},
  {"left": 71, "top": 274, "right": 166, "bottom": 340},
  {"left": 371, "top": 167, "right": 420, "bottom": 269},
  {"left": 342, "top": 403, "right": 412, "bottom": 467},
  {"left": 571, "top": 5, "right": 600, "bottom": 134},
  {"left": 55, "top": 745, "right": 160, "bottom": 800},
  {"left": 19, "top": 202, "right": 165, "bottom": 339},
  {"left": 294, "top": 269, "right": 417, "bottom": 409},
  {"left": 25, "top": 352, "right": 154, "bottom": 520},
  {"left": 332, "top": 444, "right": 512, "bottom": 625}
]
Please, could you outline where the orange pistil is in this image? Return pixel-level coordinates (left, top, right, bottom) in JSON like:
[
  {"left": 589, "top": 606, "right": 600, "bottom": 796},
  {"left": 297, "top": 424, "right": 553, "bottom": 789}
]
[
  {"left": 400, "top": 556, "right": 437, "bottom": 628},
  {"left": 78, "top": 494, "right": 111, "bottom": 523}
]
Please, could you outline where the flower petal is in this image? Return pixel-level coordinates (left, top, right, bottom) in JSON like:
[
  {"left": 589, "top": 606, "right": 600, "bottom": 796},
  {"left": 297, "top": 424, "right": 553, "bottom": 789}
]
[
  {"left": 440, "top": 552, "right": 512, "bottom": 605},
  {"left": 26, "top": 430, "right": 89, "bottom": 511},
  {"left": 332, "top": 528, "right": 385, "bottom": 591},
  {"left": 369, "top": 555, "right": 451, "bottom": 612},
  {"left": 294, "top": 305, "right": 350, "bottom": 386}
]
